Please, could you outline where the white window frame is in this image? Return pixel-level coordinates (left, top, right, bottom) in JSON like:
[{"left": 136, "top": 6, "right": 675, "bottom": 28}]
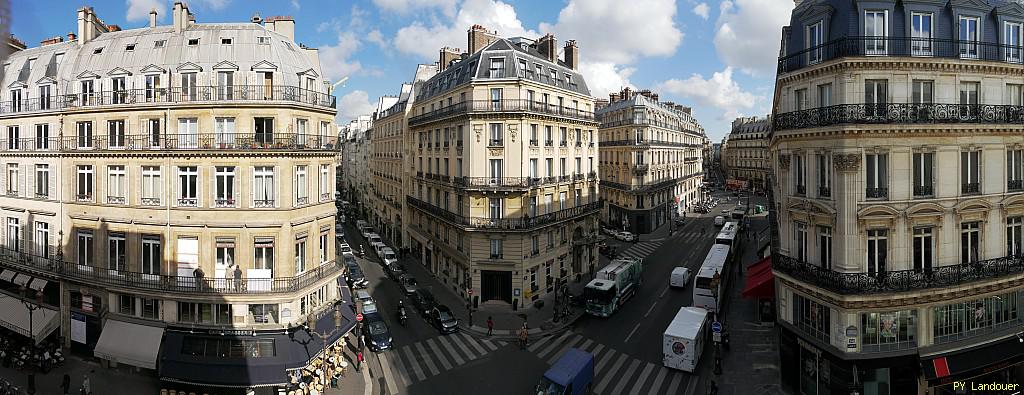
[
  {"left": 911, "top": 12, "right": 934, "bottom": 56},
  {"left": 295, "top": 165, "right": 308, "bottom": 206},
  {"left": 215, "top": 166, "right": 235, "bottom": 207},
  {"left": 806, "top": 21, "right": 824, "bottom": 64},
  {"left": 864, "top": 10, "right": 889, "bottom": 55},
  {"left": 141, "top": 166, "right": 161, "bottom": 205},
  {"left": 253, "top": 166, "right": 275, "bottom": 207},
  {"left": 960, "top": 16, "right": 980, "bottom": 59},
  {"left": 107, "top": 165, "right": 126, "bottom": 204}
]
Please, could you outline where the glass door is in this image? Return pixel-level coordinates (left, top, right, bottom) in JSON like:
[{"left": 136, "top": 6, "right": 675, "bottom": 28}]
[
  {"left": 911, "top": 13, "right": 932, "bottom": 56},
  {"left": 960, "top": 17, "right": 979, "bottom": 59},
  {"left": 865, "top": 11, "right": 888, "bottom": 55}
]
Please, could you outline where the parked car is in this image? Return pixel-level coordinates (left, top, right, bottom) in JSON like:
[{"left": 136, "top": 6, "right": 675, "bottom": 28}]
[
  {"left": 381, "top": 247, "right": 398, "bottom": 267},
  {"left": 361, "top": 301, "right": 379, "bottom": 315},
  {"left": 721, "top": 209, "right": 730, "bottom": 214},
  {"left": 601, "top": 227, "right": 617, "bottom": 236},
  {"left": 385, "top": 262, "right": 405, "bottom": 281},
  {"left": 344, "top": 257, "right": 368, "bottom": 289},
  {"left": 362, "top": 314, "right": 392, "bottom": 352},
  {"left": 399, "top": 275, "right": 419, "bottom": 296},
  {"left": 615, "top": 231, "right": 636, "bottom": 242},
  {"left": 355, "top": 290, "right": 374, "bottom": 305},
  {"left": 367, "top": 233, "right": 383, "bottom": 246},
  {"left": 428, "top": 305, "right": 460, "bottom": 334},
  {"left": 339, "top": 243, "right": 353, "bottom": 256},
  {"left": 370, "top": 242, "right": 387, "bottom": 259},
  {"left": 714, "top": 216, "right": 726, "bottom": 226},
  {"left": 411, "top": 289, "right": 437, "bottom": 316}
]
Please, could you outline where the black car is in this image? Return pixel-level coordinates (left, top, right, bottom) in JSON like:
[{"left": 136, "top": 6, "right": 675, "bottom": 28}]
[
  {"left": 344, "top": 256, "right": 368, "bottom": 289},
  {"left": 410, "top": 289, "right": 437, "bottom": 316},
  {"left": 385, "top": 262, "right": 405, "bottom": 281},
  {"left": 362, "top": 314, "right": 392, "bottom": 351},
  {"left": 428, "top": 305, "right": 460, "bottom": 334},
  {"left": 398, "top": 275, "right": 419, "bottom": 296}
]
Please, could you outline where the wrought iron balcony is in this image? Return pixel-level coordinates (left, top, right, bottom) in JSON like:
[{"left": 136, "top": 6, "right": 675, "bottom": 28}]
[
  {"left": 962, "top": 182, "right": 981, "bottom": 194},
  {"left": 774, "top": 102, "right": 1024, "bottom": 132},
  {"left": 75, "top": 193, "right": 92, "bottom": 202},
  {"left": 529, "top": 139, "right": 539, "bottom": 146},
  {"left": 34, "top": 193, "right": 47, "bottom": 199},
  {"left": 254, "top": 199, "right": 275, "bottom": 208},
  {"left": 106, "top": 196, "right": 126, "bottom": 205},
  {"left": 773, "top": 253, "right": 1024, "bottom": 295},
  {"left": 141, "top": 197, "right": 160, "bottom": 206},
  {"left": 599, "top": 139, "right": 698, "bottom": 148},
  {"left": 779, "top": 36, "right": 1024, "bottom": 74},
  {"left": 454, "top": 177, "right": 531, "bottom": 189},
  {"left": 633, "top": 164, "right": 649, "bottom": 175},
  {"left": 321, "top": 193, "right": 331, "bottom": 202},
  {"left": 296, "top": 197, "right": 309, "bottom": 206},
  {"left": 914, "top": 184, "right": 934, "bottom": 197},
  {"left": 5, "top": 190, "right": 16, "bottom": 197},
  {"left": 177, "top": 197, "right": 198, "bottom": 207},
  {"left": 215, "top": 198, "right": 236, "bottom": 208},
  {"left": 0, "top": 133, "right": 338, "bottom": 153},
  {"left": 488, "top": 139, "right": 504, "bottom": 147},
  {"left": 866, "top": 187, "right": 888, "bottom": 199},
  {"left": 796, "top": 185, "right": 806, "bottom": 195},
  {"left": 544, "top": 140, "right": 554, "bottom": 147},
  {"left": 408, "top": 99, "right": 596, "bottom": 126},
  {"left": 407, "top": 195, "right": 603, "bottom": 231},
  {"left": 1010, "top": 179, "right": 1024, "bottom": 192},
  {"left": 817, "top": 186, "right": 830, "bottom": 198}
]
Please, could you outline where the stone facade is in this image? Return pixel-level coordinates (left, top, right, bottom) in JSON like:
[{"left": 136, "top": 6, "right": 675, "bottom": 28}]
[{"left": 722, "top": 116, "right": 770, "bottom": 191}]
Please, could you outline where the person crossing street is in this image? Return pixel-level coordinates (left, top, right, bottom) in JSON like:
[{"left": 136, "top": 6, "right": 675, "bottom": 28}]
[{"left": 518, "top": 324, "right": 529, "bottom": 349}]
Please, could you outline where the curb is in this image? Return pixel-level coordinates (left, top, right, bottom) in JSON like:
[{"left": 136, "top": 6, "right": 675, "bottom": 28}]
[{"left": 459, "top": 310, "right": 585, "bottom": 341}]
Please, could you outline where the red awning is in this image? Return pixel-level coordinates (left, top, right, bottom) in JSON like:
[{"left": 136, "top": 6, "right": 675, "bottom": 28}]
[{"left": 742, "top": 256, "right": 774, "bottom": 299}]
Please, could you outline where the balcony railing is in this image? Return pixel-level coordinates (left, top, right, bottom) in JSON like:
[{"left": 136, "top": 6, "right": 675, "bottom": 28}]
[
  {"left": 962, "top": 182, "right": 980, "bottom": 194},
  {"left": 214, "top": 198, "right": 236, "bottom": 208},
  {"left": 599, "top": 139, "right": 700, "bottom": 148},
  {"left": 76, "top": 193, "right": 92, "bottom": 202},
  {"left": 407, "top": 195, "right": 603, "bottom": 231},
  {"left": 1010, "top": 179, "right": 1024, "bottom": 192},
  {"left": 796, "top": 185, "right": 807, "bottom": 195},
  {"left": 866, "top": 187, "right": 888, "bottom": 199},
  {"left": 106, "top": 196, "right": 126, "bottom": 205},
  {"left": 0, "top": 133, "right": 338, "bottom": 153},
  {"left": 0, "top": 244, "right": 341, "bottom": 295},
  {"left": 774, "top": 103, "right": 1024, "bottom": 132},
  {"left": 817, "top": 186, "right": 830, "bottom": 198},
  {"left": 601, "top": 176, "right": 690, "bottom": 193},
  {"left": 454, "top": 177, "right": 531, "bottom": 189},
  {"left": 296, "top": 197, "right": 309, "bottom": 206},
  {"left": 773, "top": 253, "right": 1024, "bottom": 295},
  {"left": 779, "top": 36, "right": 1024, "bottom": 74},
  {"left": 141, "top": 197, "right": 161, "bottom": 206},
  {"left": 177, "top": 197, "right": 198, "bottom": 207},
  {"left": 254, "top": 199, "right": 275, "bottom": 208},
  {"left": 913, "top": 184, "right": 934, "bottom": 197},
  {"left": 408, "top": 99, "right": 596, "bottom": 126},
  {"left": 633, "top": 164, "right": 649, "bottom": 175}
]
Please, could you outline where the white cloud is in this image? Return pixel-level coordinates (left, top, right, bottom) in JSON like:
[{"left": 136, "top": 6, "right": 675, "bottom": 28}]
[
  {"left": 319, "top": 31, "right": 367, "bottom": 81},
  {"left": 394, "top": 0, "right": 539, "bottom": 60},
  {"left": 657, "top": 67, "right": 760, "bottom": 120},
  {"left": 366, "top": 29, "right": 388, "bottom": 49},
  {"left": 373, "top": 0, "right": 458, "bottom": 18},
  {"left": 578, "top": 62, "right": 634, "bottom": 99},
  {"left": 693, "top": 3, "right": 710, "bottom": 20},
  {"left": 540, "top": 0, "right": 682, "bottom": 64},
  {"left": 291, "top": 0, "right": 300, "bottom": 9},
  {"left": 337, "top": 90, "right": 377, "bottom": 122},
  {"left": 713, "top": 0, "right": 793, "bottom": 75},
  {"left": 194, "top": 0, "right": 230, "bottom": 10},
  {"left": 125, "top": 0, "right": 165, "bottom": 23}
]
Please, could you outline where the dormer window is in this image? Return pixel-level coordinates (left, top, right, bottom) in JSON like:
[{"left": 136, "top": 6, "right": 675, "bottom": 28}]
[
  {"left": 488, "top": 58, "right": 505, "bottom": 78},
  {"left": 93, "top": 47, "right": 103, "bottom": 54},
  {"left": 154, "top": 40, "right": 166, "bottom": 48},
  {"left": 187, "top": 38, "right": 200, "bottom": 46},
  {"left": 221, "top": 38, "right": 232, "bottom": 45},
  {"left": 257, "top": 36, "right": 270, "bottom": 44},
  {"left": 806, "top": 21, "right": 823, "bottom": 64},
  {"left": 126, "top": 43, "right": 136, "bottom": 51}
]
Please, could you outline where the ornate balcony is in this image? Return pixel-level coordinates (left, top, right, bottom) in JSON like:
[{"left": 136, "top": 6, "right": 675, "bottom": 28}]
[
  {"left": 454, "top": 176, "right": 531, "bottom": 189},
  {"left": 774, "top": 103, "right": 1024, "bottom": 132},
  {"left": 408, "top": 99, "right": 596, "bottom": 126},
  {"left": 141, "top": 197, "right": 160, "bottom": 206},
  {"left": 962, "top": 182, "right": 981, "bottom": 194},
  {"left": 914, "top": 184, "right": 934, "bottom": 197},
  {"left": 214, "top": 198, "right": 236, "bottom": 208},
  {"left": 296, "top": 197, "right": 309, "bottom": 206},
  {"left": 796, "top": 185, "right": 807, "bottom": 195},
  {"left": 1010, "top": 179, "right": 1024, "bottom": 192},
  {"left": 5, "top": 190, "right": 16, "bottom": 197},
  {"left": 866, "top": 187, "right": 888, "bottom": 199},
  {"left": 106, "top": 196, "right": 126, "bottom": 205},
  {"left": 779, "top": 36, "right": 1024, "bottom": 74},
  {"left": 0, "top": 133, "right": 338, "bottom": 153},
  {"left": 773, "top": 253, "right": 1024, "bottom": 295},
  {"left": 407, "top": 195, "right": 602, "bottom": 231},
  {"left": 75, "top": 193, "right": 92, "bottom": 202},
  {"left": 177, "top": 197, "right": 198, "bottom": 207},
  {"left": 633, "top": 164, "right": 649, "bottom": 175},
  {"left": 254, "top": 199, "right": 275, "bottom": 208},
  {"left": 817, "top": 186, "right": 830, "bottom": 198}
]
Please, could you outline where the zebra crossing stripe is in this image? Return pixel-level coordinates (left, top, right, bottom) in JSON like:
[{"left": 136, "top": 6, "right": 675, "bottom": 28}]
[
  {"left": 537, "top": 331, "right": 573, "bottom": 360},
  {"left": 627, "top": 362, "right": 657, "bottom": 395},
  {"left": 594, "top": 352, "right": 630, "bottom": 394},
  {"left": 592, "top": 347, "right": 617, "bottom": 375},
  {"left": 446, "top": 332, "right": 477, "bottom": 362},
  {"left": 526, "top": 332, "right": 554, "bottom": 353},
  {"left": 386, "top": 350, "right": 413, "bottom": 388},
  {"left": 424, "top": 338, "right": 455, "bottom": 371},
  {"left": 548, "top": 338, "right": 593, "bottom": 365},
  {"left": 586, "top": 343, "right": 605, "bottom": 361},
  {"left": 648, "top": 367, "right": 669, "bottom": 394},
  {"left": 412, "top": 341, "right": 442, "bottom": 376},
  {"left": 377, "top": 352, "right": 400, "bottom": 395},
  {"left": 544, "top": 334, "right": 585, "bottom": 365},
  {"left": 399, "top": 345, "right": 427, "bottom": 382},
  {"left": 609, "top": 359, "right": 642, "bottom": 395},
  {"left": 459, "top": 332, "right": 488, "bottom": 356},
  {"left": 478, "top": 336, "right": 500, "bottom": 352},
  {"left": 665, "top": 371, "right": 683, "bottom": 395}
]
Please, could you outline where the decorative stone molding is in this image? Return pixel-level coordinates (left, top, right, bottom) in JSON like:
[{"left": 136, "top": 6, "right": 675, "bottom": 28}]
[
  {"left": 832, "top": 153, "right": 861, "bottom": 172},
  {"left": 778, "top": 154, "right": 791, "bottom": 170},
  {"left": 474, "top": 125, "right": 483, "bottom": 142},
  {"left": 488, "top": 148, "right": 503, "bottom": 157},
  {"left": 508, "top": 124, "right": 517, "bottom": 143}
]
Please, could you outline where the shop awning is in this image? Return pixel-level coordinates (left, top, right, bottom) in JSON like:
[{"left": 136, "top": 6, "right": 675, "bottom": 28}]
[
  {"left": 159, "top": 301, "right": 357, "bottom": 388},
  {"left": 93, "top": 319, "right": 165, "bottom": 370},
  {"left": 27, "top": 278, "right": 46, "bottom": 292},
  {"left": 0, "top": 270, "right": 15, "bottom": 282},
  {"left": 11, "top": 274, "right": 29, "bottom": 287},
  {"left": 922, "top": 334, "right": 1024, "bottom": 386},
  {"left": 0, "top": 293, "right": 59, "bottom": 344},
  {"left": 742, "top": 256, "right": 774, "bottom": 299}
]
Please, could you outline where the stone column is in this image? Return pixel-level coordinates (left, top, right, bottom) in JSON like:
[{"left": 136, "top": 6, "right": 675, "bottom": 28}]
[{"left": 833, "top": 153, "right": 862, "bottom": 272}]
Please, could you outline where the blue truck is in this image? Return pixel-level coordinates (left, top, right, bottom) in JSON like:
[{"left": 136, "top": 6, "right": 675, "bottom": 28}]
[{"left": 535, "top": 348, "right": 594, "bottom": 395}]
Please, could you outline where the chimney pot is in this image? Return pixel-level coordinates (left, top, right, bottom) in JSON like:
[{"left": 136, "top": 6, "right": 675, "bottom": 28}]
[{"left": 68, "top": 32, "right": 76, "bottom": 41}]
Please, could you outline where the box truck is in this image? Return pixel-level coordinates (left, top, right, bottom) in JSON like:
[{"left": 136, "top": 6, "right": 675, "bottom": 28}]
[{"left": 663, "top": 306, "right": 709, "bottom": 372}]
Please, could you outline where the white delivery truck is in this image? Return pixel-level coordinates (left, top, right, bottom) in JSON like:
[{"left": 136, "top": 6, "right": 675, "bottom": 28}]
[{"left": 663, "top": 306, "right": 709, "bottom": 372}]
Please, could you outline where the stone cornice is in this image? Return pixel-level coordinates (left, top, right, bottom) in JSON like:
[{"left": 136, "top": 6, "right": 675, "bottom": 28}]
[
  {"left": 778, "top": 56, "right": 1024, "bottom": 85},
  {"left": 777, "top": 272, "right": 1024, "bottom": 310},
  {"left": 770, "top": 123, "right": 1024, "bottom": 142}
]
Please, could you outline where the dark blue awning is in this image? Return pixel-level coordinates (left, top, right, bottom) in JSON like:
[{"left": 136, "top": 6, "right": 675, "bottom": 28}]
[{"left": 158, "top": 302, "right": 357, "bottom": 388}]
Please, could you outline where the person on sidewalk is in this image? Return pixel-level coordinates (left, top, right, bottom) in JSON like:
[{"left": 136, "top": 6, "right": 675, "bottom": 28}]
[
  {"left": 81, "top": 371, "right": 92, "bottom": 395},
  {"left": 356, "top": 351, "right": 364, "bottom": 372},
  {"left": 61, "top": 374, "right": 71, "bottom": 395},
  {"left": 486, "top": 316, "right": 494, "bottom": 336}
]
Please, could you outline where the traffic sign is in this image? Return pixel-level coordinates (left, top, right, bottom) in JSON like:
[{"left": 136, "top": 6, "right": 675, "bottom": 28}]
[
  {"left": 711, "top": 321, "right": 722, "bottom": 333},
  {"left": 468, "top": 288, "right": 473, "bottom": 295},
  {"left": 356, "top": 313, "right": 363, "bottom": 322}
]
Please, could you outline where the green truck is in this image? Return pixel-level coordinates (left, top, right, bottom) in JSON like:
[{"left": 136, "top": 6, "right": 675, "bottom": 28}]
[{"left": 583, "top": 257, "right": 643, "bottom": 317}]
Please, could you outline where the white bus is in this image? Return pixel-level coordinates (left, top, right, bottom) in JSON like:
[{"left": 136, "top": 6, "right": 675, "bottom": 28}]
[
  {"left": 714, "top": 221, "right": 739, "bottom": 246},
  {"left": 692, "top": 244, "right": 733, "bottom": 313}
]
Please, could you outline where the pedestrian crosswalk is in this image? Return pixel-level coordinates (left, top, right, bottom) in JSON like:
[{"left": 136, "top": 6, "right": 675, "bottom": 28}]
[
  {"left": 370, "top": 331, "right": 505, "bottom": 392},
  {"left": 618, "top": 239, "right": 664, "bottom": 260},
  {"left": 527, "top": 331, "right": 688, "bottom": 394}
]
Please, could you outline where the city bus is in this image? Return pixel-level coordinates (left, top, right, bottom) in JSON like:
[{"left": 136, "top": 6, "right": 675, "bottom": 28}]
[
  {"left": 715, "top": 222, "right": 739, "bottom": 246},
  {"left": 692, "top": 244, "right": 733, "bottom": 313}
]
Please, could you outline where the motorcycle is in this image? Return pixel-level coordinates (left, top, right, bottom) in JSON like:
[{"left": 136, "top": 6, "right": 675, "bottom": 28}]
[
  {"left": 399, "top": 309, "right": 408, "bottom": 326},
  {"left": 358, "top": 245, "right": 365, "bottom": 257}
]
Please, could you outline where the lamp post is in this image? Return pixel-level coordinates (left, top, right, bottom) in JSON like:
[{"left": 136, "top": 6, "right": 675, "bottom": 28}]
[
  {"left": 304, "top": 305, "right": 345, "bottom": 366},
  {"left": 20, "top": 285, "right": 43, "bottom": 394}
]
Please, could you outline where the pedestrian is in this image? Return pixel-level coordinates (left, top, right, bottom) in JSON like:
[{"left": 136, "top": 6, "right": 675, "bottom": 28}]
[
  {"left": 193, "top": 266, "right": 205, "bottom": 290},
  {"left": 81, "top": 371, "right": 92, "bottom": 395},
  {"left": 233, "top": 264, "right": 243, "bottom": 291},
  {"left": 61, "top": 373, "right": 71, "bottom": 395},
  {"left": 467, "top": 303, "right": 473, "bottom": 323},
  {"left": 486, "top": 316, "right": 494, "bottom": 336},
  {"left": 356, "top": 351, "right": 363, "bottom": 372}
]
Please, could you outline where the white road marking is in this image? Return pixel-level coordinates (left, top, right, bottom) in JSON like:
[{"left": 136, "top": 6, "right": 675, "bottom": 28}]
[
  {"left": 658, "top": 284, "right": 670, "bottom": 299},
  {"left": 413, "top": 342, "right": 441, "bottom": 376},
  {"left": 609, "top": 358, "right": 642, "bottom": 395},
  {"left": 665, "top": 371, "right": 684, "bottom": 395},
  {"left": 399, "top": 346, "right": 426, "bottom": 382},
  {"left": 628, "top": 362, "right": 658, "bottom": 395},
  {"left": 460, "top": 332, "right": 488, "bottom": 356},
  {"left": 546, "top": 335, "right": 587, "bottom": 365},
  {"left": 377, "top": 352, "right": 400, "bottom": 395},
  {"left": 362, "top": 356, "right": 373, "bottom": 395},
  {"left": 527, "top": 331, "right": 556, "bottom": 353},
  {"left": 594, "top": 352, "right": 630, "bottom": 394},
  {"left": 425, "top": 338, "right": 454, "bottom": 371},
  {"left": 447, "top": 332, "right": 477, "bottom": 362},
  {"left": 434, "top": 335, "right": 465, "bottom": 366},
  {"left": 537, "top": 331, "right": 573, "bottom": 360},
  {"left": 623, "top": 321, "right": 642, "bottom": 343},
  {"left": 386, "top": 350, "right": 412, "bottom": 388},
  {"left": 643, "top": 302, "right": 658, "bottom": 318},
  {"left": 648, "top": 367, "right": 669, "bottom": 394}
]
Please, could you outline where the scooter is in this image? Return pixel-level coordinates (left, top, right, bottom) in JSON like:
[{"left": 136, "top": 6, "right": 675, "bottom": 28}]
[
  {"left": 358, "top": 245, "right": 365, "bottom": 257},
  {"left": 399, "top": 309, "right": 408, "bottom": 326}
]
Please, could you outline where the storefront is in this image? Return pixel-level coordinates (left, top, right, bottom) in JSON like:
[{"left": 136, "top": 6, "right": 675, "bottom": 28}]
[
  {"left": 741, "top": 256, "right": 774, "bottom": 323},
  {"left": 922, "top": 334, "right": 1024, "bottom": 394},
  {"left": 93, "top": 318, "right": 165, "bottom": 369}
]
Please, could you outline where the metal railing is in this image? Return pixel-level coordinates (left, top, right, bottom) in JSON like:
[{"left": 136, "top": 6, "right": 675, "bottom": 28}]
[
  {"left": 962, "top": 182, "right": 980, "bottom": 194},
  {"left": 408, "top": 99, "right": 596, "bottom": 126},
  {"left": 866, "top": 187, "right": 888, "bottom": 199},
  {"left": 0, "top": 244, "right": 341, "bottom": 295},
  {"left": 774, "top": 102, "right": 1024, "bottom": 131},
  {"left": 914, "top": 185, "right": 934, "bottom": 197},
  {"left": 773, "top": 252, "right": 1024, "bottom": 295},
  {"left": 407, "top": 195, "right": 602, "bottom": 231},
  {"left": 0, "top": 133, "right": 338, "bottom": 153},
  {"left": 779, "top": 36, "right": 1024, "bottom": 74},
  {"left": 599, "top": 139, "right": 700, "bottom": 148},
  {"left": 1010, "top": 179, "right": 1024, "bottom": 192},
  {"left": 817, "top": 187, "right": 830, "bottom": 198}
]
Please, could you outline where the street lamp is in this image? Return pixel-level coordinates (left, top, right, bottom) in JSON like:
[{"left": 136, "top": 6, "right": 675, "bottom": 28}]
[
  {"left": 302, "top": 305, "right": 346, "bottom": 363},
  {"left": 20, "top": 285, "right": 43, "bottom": 394}
]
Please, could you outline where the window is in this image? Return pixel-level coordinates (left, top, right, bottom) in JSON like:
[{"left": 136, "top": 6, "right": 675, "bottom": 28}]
[
  {"left": 108, "top": 233, "right": 126, "bottom": 271},
  {"left": 254, "top": 117, "right": 274, "bottom": 144},
  {"left": 911, "top": 12, "right": 933, "bottom": 56},
  {"left": 319, "top": 164, "right": 330, "bottom": 201},
  {"left": 215, "top": 166, "right": 235, "bottom": 207},
  {"left": 118, "top": 295, "right": 135, "bottom": 315},
  {"left": 4, "top": 164, "right": 15, "bottom": 196},
  {"left": 181, "top": 73, "right": 198, "bottom": 100},
  {"left": 177, "top": 166, "right": 198, "bottom": 206},
  {"left": 177, "top": 118, "right": 198, "bottom": 148},
  {"left": 1007, "top": 22, "right": 1023, "bottom": 62},
  {"left": 76, "top": 165, "right": 93, "bottom": 201},
  {"left": 544, "top": 126, "right": 553, "bottom": 146},
  {"left": 559, "top": 127, "right": 567, "bottom": 146},
  {"left": 187, "top": 38, "right": 199, "bottom": 46},
  {"left": 76, "top": 121, "right": 93, "bottom": 149},
  {"left": 912, "top": 152, "right": 934, "bottom": 197},
  {"left": 793, "top": 293, "right": 830, "bottom": 343},
  {"left": 254, "top": 238, "right": 275, "bottom": 274},
  {"left": 1009, "top": 217, "right": 1023, "bottom": 257},
  {"left": 793, "top": 154, "right": 805, "bottom": 194},
  {"left": 295, "top": 165, "right": 308, "bottom": 205},
  {"left": 257, "top": 36, "right": 270, "bottom": 44},
  {"left": 34, "top": 165, "right": 47, "bottom": 199},
  {"left": 33, "top": 222, "right": 48, "bottom": 256},
  {"left": 92, "top": 47, "right": 103, "bottom": 55},
  {"left": 215, "top": 117, "right": 235, "bottom": 146},
  {"left": 864, "top": 10, "right": 888, "bottom": 55},
  {"left": 912, "top": 80, "right": 933, "bottom": 104},
  {"left": 146, "top": 119, "right": 161, "bottom": 147},
  {"left": 253, "top": 166, "right": 275, "bottom": 207},
  {"left": 913, "top": 227, "right": 934, "bottom": 272},
  {"left": 816, "top": 154, "right": 830, "bottom": 198},
  {"left": 8, "top": 90, "right": 20, "bottom": 113},
  {"left": 141, "top": 166, "right": 161, "bottom": 205},
  {"left": 933, "top": 292, "right": 1019, "bottom": 344},
  {"left": 865, "top": 80, "right": 887, "bottom": 117},
  {"left": 488, "top": 58, "right": 505, "bottom": 78},
  {"left": 221, "top": 38, "right": 232, "bottom": 45},
  {"left": 111, "top": 76, "right": 126, "bottom": 104},
  {"left": 961, "top": 222, "right": 980, "bottom": 263},
  {"left": 142, "top": 236, "right": 159, "bottom": 276},
  {"left": 77, "top": 230, "right": 93, "bottom": 266},
  {"left": 1009, "top": 149, "right": 1024, "bottom": 191},
  {"left": 295, "top": 238, "right": 307, "bottom": 274},
  {"left": 961, "top": 150, "right": 981, "bottom": 194},
  {"left": 154, "top": 40, "right": 165, "bottom": 48},
  {"left": 865, "top": 153, "right": 888, "bottom": 198},
  {"left": 546, "top": 158, "right": 554, "bottom": 178},
  {"left": 862, "top": 311, "right": 917, "bottom": 351},
  {"left": 794, "top": 222, "right": 807, "bottom": 262},
  {"left": 490, "top": 88, "right": 502, "bottom": 110},
  {"left": 959, "top": 81, "right": 979, "bottom": 106},
  {"left": 818, "top": 226, "right": 832, "bottom": 269},
  {"left": 489, "top": 159, "right": 503, "bottom": 182},
  {"left": 107, "top": 165, "right": 126, "bottom": 204},
  {"left": 217, "top": 71, "right": 234, "bottom": 100},
  {"left": 145, "top": 74, "right": 161, "bottom": 101},
  {"left": 216, "top": 238, "right": 235, "bottom": 269},
  {"left": 489, "top": 123, "right": 503, "bottom": 146},
  {"left": 530, "top": 159, "right": 538, "bottom": 179},
  {"left": 5, "top": 218, "right": 18, "bottom": 252},
  {"left": 867, "top": 229, "right": 888, "bottom": 275},
  {"left": 489, "top": 198, "right": 502, "bottom": 220},
  {"left": 107, "top": 120, "right": 125, "bottom": 148},
  {"left": 817, "top": 83, "right": 832, "bottom": 107},
  {"left": 489, "top": 239, "right": 503, "bottom": 259},
  {"left": 960, "top": 16, "right": 980, "bottom": 58},
  {"left": 794, "top": 89, "right": 807, "bottom": 111},
  {"left": 38, "top": 85, "right": 51, "bottom": 110},
  {"left": 141, "top": 298, "right": 159, "bottom": 319},
  {"left": 560, "top": 158, "right": 567, "bottom": 177},
  {"left": 806, "top": 21, "right": 824, "bottom": 64}
]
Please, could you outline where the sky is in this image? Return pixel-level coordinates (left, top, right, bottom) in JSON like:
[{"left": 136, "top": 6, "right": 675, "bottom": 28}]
[{"left": 9, "top": 0, "right": 795, "bottom": 141}]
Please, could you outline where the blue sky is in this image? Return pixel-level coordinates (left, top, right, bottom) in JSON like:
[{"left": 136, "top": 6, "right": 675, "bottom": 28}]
[{"left": 10, "top": 0, "right": 793, "bottom": 141}]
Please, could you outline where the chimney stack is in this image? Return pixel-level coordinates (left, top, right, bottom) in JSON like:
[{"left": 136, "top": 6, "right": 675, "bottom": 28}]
[
  {"left": 149, "top": 8, "right": 158, "bottom": 28},
  {"left": 266, "top": 16, "right": 296, "bottom": 42},
  {"left": 438, "top": 47, "right": 461, "bottom": 72},
  {"left": 172, "top": 1, "right": 189, "bottom": 33},
  {"left": 67, "top": 32, "right": 76, "bottom": 42},
  {"left": 537, "top": 34, "right": 557, "bottom": 63},
  {"left": 76, "top": 7, "right": 110, "bottom": 46},
  {"left": 563, "top": 40, "right": 578, "bottom": 70},
  {"left": 467, "top": 24, "right": 499, "bottom": 54},
  {"left": 40, "top": 36, "right": 64, "bottom": 46}
]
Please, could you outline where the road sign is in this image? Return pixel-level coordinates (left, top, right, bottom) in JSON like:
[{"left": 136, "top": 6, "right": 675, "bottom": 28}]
[
  {"left": 356, "top": 313, "right": 363, "bottom": 322},
  {"left": 713, "top": 332, "right": 722, "bottom": 343},
  {"left": 468, "top": 288, "right": 473, "bottom": 295},
  {"left": 711, "top": 321, "right": 722, "bottom": 333}
]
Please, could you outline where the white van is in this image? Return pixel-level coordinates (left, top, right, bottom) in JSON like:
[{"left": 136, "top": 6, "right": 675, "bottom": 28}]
[
  {"left": 713, "top": 216, "right": 726, "bottom": 226},
  {"left": 663, "top": 307, "right": 709, "bottom": 372},
  {"left": 367, "top": 233, "right": 383, "bottom": 245},
  {"left": 381, "top": 247, "right": 398, "bottom": 266},
  {"left": 670, "top": 267, "right": 691, "bottom": 288}
]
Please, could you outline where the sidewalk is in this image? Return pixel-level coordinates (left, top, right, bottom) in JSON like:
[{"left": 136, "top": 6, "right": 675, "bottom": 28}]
[{"left": 0, "top": 352, "right": 160, "bottom": 395}]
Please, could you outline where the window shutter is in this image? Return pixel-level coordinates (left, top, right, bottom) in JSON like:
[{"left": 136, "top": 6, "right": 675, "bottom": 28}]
[
  {"left": 173, "top": 167, "right": 179, "bottom": 207},
  {"left": 250, "top": 168, "right": 256, "bottom": 208},
  {"left": 233, "top": 167, "right": 240, "bottom": 206},
  {"left": 26, "top": 165, "right": 33, "bottom": 198},
  {"left": 48, "top": 168, "right": 54, "bottom": 201},
  {"left": 46, "top": 222, "right": 53, "bottom": 256},
  {"left": 275, "top": 166, "right": 280, "bottom": 208},
  {"left": 18, "top": 167, "right": 25, "bottom": 198}
]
